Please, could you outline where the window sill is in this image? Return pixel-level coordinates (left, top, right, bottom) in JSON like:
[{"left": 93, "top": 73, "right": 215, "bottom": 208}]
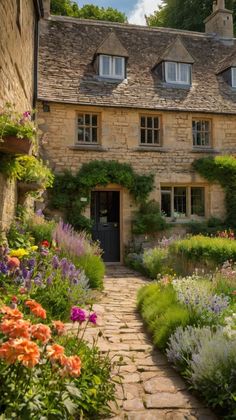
[
  {"left": 134, "top": 146, "right": 169, "bottom": 152},
  {"left": 191, "top": 148, "right": 220, "bottom": 154},
  {"left": 162, "top": 82, "right": 191, "bottom": 89},
  {"left": 69, "top": 145, "right": 107, "bottom": 152},
  {"left": 95, "top": 76, "right": 127, "bottom": 84}
]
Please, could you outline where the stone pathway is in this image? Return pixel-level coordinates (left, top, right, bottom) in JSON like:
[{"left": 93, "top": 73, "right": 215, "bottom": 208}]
[{"left": 84, "top": 266, "right": 217, "bottom": 420}]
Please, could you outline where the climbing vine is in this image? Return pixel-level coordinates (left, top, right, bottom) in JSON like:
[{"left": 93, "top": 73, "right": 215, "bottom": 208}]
[
  {"left": 193, "top": 156, "right": 236, "bottom": 228},
  {"left": 49, "top": 160, "right": 154, "bottom": 231}
]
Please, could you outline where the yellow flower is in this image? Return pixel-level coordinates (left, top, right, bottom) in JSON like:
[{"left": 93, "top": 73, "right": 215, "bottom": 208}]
[
  {"left": 29, "top": 245, "right": 38, "bottom": 252},
  {"left": 10, "top": 248, "right": 29, "bottom": 258}
]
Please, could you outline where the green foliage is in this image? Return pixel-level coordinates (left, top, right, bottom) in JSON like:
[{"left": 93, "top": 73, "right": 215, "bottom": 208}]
[
  {"left": 50, "top": 160, "right": 154, "bottom": 231},
  {"left": 51, "top": 0, "right": 127, "bottom": 22},
  {"left": 187, "top": 217, "right": 226, "bottom": 236},
  {"left": 147, "top": 0, "right": 235, "bottom": 33},
  {"left": 193, "top": 156, "right": 236, "bottom": 228},
  {"left": 0, "top": 103, "right": 36, "bottom": 143},
  {"left": 76, "top": 254, "right": 105, "bottom": 290},
  {"left": 170, "top": 235, "right": 236, "bottom": 266},
  {"left": 0, "top": 155, "right": 54, "bottom": 190},
  {"left": 132, "top": 200, "right": 167, "bottom": 235},
  {"left": 142, "top": 247, "right": 170, "bottom": 279},
  {"left": 138, "top": 283, "right": 191, "bottom": 349},
  {"left": 27, "top": 218, "right": 56, "bottom": 244}
]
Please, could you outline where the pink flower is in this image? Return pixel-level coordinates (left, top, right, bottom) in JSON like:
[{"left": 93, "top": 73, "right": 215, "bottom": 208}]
[
  {"left": 88, "top": 312, "right": 97, "bottom": 325},
  {"left": 70, "top": 307, "right": 86, "bottom": 324}
]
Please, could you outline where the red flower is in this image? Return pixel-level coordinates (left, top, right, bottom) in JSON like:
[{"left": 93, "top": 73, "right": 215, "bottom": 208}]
[
  {"left": 41, "top": 240, "right": 50, "bottom": 248},
  {"left": 11, "top": 296, "right": 18, "bottom": 304}
]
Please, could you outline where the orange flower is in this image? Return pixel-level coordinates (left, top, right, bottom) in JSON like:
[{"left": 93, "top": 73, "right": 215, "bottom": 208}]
[
  {"left": 7, "top": 256, "right": 20, "bottom": 270},
  {"left": 25, "top": 300, "right": 46, "bottom": 320},
  {"left": 52, "top": 320, "right": 65, "bottom": 335},
  {"left": 1, "top": 305, "right": 23, "bottom": 321},
  {"left": 0, "top": 319, "right": 31, "bottom": 339},
  {"left": 60, "top": 355, "right": 81, "bottom": 377},
  {"left": 47, "top": 343, "right": 65, "bottom": 362},
  {"left": 14, "top": 338, "right": 40, "bottom": 368},
  {"left": 0, "top": 340, "right": 18, "bottom": 364},
  {"left": 31, "top": 324, "right": 51, "bottom": 343},
  {"left": 0, "top": 338, "right": 40, "bottom": 367}
]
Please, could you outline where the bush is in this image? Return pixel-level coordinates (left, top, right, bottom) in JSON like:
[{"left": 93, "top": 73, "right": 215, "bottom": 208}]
[
  {"left": 170, "top": 235, "right": 236, "bottom": 267},
  {"left": 27, "top": 215, "right": 56, "bottom": 244},
  {"left": 76, "top": 254, "right": 105, "bottom": 290},
  {"left": 132, "top": 200, "right": 167, "bottom": 235},
  {"left": 138, "top": 283, "right": 192, "bottom": 349},
  {"left": 142, "top": 247, "right": 169, "bottom": 279},
  {"left": 187, "top": 217, "right": 226, "bottom": 236}
]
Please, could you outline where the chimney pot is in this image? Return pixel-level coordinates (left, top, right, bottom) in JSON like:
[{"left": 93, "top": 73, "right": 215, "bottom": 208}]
[{"left": 205, "top": 0, "right": 233, "bottom": 38}]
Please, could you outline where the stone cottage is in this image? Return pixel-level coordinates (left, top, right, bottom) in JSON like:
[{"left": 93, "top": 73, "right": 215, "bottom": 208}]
[
  {"left": 38, "top": 0, "right": 236, "bottom": 262},
  {"left": 0, "top": 0, "right": 47, "bottom": 230}
]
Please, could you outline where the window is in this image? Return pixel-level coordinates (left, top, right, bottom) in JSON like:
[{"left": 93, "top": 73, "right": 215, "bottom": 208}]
[
  {"left": 77, "top": 113, "right": 98, "bottom": 144},
  {"left": 140, "top": 115, "right": 161, "bottom": 146},
  {"left": 165, "top": 62, "right": 191, "bottom": 85},
  {"left": 192, "top": 119, "right": 211, "bottom": 148},
  {"left": 161, "top": 186, "right": 205, "bottom": 219},
  {"left": 99, "top": 55, "right": 125, "bottom": 79},
  {"left": 232, "top": 68, "right": 236, "bottom": 87}
]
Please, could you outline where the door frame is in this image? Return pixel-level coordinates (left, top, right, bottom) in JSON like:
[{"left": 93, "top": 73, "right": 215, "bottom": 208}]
[{"left": 91, "top": 184, "right": 123, "bottom": 264}]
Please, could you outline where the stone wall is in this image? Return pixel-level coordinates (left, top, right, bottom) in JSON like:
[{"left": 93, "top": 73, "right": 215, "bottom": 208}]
[
  {"left": 0, "top": 0, "right": 37, "bottom": 230},
  {"left": 38, "top": 102, "right": 235, "bottom": 246}
]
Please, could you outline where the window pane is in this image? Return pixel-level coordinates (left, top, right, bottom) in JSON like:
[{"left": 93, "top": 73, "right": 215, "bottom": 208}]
[
  {"left": 153, "top": 130, "right": 159, "bottom": 144},
  {"left": 85, "top": 114, "right": 91, "bottom": 125},
  {"left": 78, "top": 128, "right": 84, "bottom": 142},
  {"left": 101, "top": 56, "right": 110, "bottom": 76},
  {"left": 174, "top": 187, "right": 187, "bottom": 217},
  {"left": 153, "top": 118, "right": 159, "bottom": 129},
  {"left": 78, "top": 114, "right": 84, "bottom": 125},
  {"left": 114, "top": 57, "right": 123, "bottom": 76},
  {"left": 92, "top": 115, "right": 97, "bottom": 126},
  {"left": 92, "top": 128, "right": 97, "bottom": 143},
  {"left": 179, "top": 63, "right": 189, "bottom": 83},
  {"left": 84, "top": 128, "right": 91, "bottom": 142},
  {"left": 232, "top": 68, "right": 236, "bottom": 87},
  {"left": 141, "top": 129, "right": 146, "bottom": 143},
  {"left": 191, "top": 187, "right": 205, "bottom": 216},
  {"left": 147, "top": 117, "right": 153, "bottom": 128},
  {"left": 147, "top": 130, "right": 153, "bottom": 143},
  {"left": 167, "top": 62, "right": 177, "bottom": 82},
  {"left": 161, "top": 191, "right": 171, "bottom": 217},
  {"left": 192, "top": 119, "right": 211, "bottom": 147},
  {"left": 141, "top": 117, "right": 146, "bottom": 127}
]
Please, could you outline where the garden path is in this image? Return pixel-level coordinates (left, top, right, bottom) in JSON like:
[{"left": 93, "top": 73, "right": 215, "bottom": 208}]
[{"left": 85, "top": 266, "right": 217, "bottom": 420}]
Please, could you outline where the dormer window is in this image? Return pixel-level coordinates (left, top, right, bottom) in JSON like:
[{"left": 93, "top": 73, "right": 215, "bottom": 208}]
[
  {"left": 165, "top": 62, "right": 191, "bottom": 85},
  {"left": 231, "top": 67, "right": 236, "bottom": 87},
  {"left": 99, "top": 55, "right": 125, "bottom": 80}
]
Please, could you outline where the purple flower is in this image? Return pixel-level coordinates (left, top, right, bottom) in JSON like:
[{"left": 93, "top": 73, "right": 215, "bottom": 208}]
[
  {"left": 0, "top": 262, "right": 8, "bottom": 274},
  {"left": 60, "top": 258, "right": 70, "bottom": 276},
  {"left": 88, "top": 312, "right": 97, "bottom": 325},
  {"left": 28, "top": 258, "right": 36, "bottom": 269},
  {"left": 23, "top": 111, "right": 31, "bottom": 119},
  {"left": 41, "top": 249, "right": 49, "bottom": 257},
  {"left": 47, "top": 275, "right": 53, "bottom": 285},
  {"left": 52, "top": 255, "right": 60, "bottom": 269},
  {"left": 36, "top": 209, "right": 43, "bottom": 216},
  {"left": 70, "top": 306, "right": 86, "bottom": 323}
]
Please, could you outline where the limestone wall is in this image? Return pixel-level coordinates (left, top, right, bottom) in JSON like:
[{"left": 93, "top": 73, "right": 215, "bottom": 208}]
[
  {"left": 0, "top": 0, "right": 36, "bottom": 231},
  {"left": 38, "top": 102, "right": 235, "bottom": 243}
]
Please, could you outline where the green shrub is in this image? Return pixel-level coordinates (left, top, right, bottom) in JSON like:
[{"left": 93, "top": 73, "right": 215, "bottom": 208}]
[
  {"left": 132, "top": 200, "right": 167, "bottom": 235},
  {"left": 142, "top": 247, "right": 169, "bottom": 279},
  {"left": 170, "top": 235, "right": 236, "bottom": 267},
  {"left": 187, "top": 217, "right": 226, "bottom": 236},
  {"left": 28, "top": 217, "right": 56, "bottom": 244},
  {"left": 76, "top": 254, "right": 105, "bottom": 289},
  {"left": 138, "top": 284, "right": 192, "bottom": 349}
]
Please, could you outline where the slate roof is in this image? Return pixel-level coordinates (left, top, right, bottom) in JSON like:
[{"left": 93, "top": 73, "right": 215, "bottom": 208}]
[{"left": 38, "top": 16, "right": 236, "bottom": 114}]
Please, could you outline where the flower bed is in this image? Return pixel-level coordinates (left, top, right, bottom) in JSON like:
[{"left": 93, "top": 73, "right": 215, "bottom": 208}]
[{"left": 137, "top": 266, "right": 236, "bottom": 417}]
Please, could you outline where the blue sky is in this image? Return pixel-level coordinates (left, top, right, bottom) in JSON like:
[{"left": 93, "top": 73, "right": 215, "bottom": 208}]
[{"left": 77, "top": 0, "right": 163, "bottom": 24}]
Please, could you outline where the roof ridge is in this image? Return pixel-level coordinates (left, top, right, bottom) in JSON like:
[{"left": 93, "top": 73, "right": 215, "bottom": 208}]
[{"left": 47, "top": 15, "right": 214, "bottom": 38}]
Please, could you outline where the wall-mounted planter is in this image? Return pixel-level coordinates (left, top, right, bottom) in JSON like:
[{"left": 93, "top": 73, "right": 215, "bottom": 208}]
[
  {"left": 0, "top": 136, "right": 31, "bottom": 155},
  {"left": 17, "top": 181, "right": 44, "bottom": 206}
]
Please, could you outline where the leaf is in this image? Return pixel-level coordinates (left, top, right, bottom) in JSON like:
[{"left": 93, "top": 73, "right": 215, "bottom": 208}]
[
  {"left": 62, "top": 394, "right": 77, "bottom": 415},
  {"left": 66, "top": 383, "right": 81, "bottom": 398}
]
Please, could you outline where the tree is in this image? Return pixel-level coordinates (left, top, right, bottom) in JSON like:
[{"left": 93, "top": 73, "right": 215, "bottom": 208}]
[
  {"left": 50, "top": 0, "right": 127, "bottom": 23},
  {"left": 147, "top": 0, "right": 236, "bottom": 33}
]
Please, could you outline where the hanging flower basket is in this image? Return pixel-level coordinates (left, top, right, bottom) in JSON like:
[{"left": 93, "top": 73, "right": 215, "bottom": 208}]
[{"left": 0, "top": 136, "right": 31, "bottom": 155}]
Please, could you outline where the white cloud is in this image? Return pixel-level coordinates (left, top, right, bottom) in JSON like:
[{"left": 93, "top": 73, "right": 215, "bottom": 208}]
[{"left": 128, "top": 0, "right": 162, "bottom": 25}]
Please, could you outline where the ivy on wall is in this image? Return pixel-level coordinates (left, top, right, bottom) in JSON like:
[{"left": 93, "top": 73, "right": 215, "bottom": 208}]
[
  {"left": 49, "top": 160, "right": 155, "bottom": 231},
  {"left": 193, "top": 156, "right": 236, "bottom": 228}
]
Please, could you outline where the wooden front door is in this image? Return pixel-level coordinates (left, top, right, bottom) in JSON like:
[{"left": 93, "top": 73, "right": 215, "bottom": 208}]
[{"left": 91, "top": 191, "right": 120, "bottom": 262}]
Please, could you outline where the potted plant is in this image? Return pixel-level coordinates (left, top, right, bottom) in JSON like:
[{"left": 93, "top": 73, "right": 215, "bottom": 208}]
[{"left": 0, "top": 104, "right": 37, "bottom": 155}]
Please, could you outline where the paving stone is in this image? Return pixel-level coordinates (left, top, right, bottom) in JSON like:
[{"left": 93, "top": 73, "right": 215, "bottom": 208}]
[
  {"left": 122, "top": 373, "right": 141, "bottom": 383},
  {"left": 145, "top": 392, "right": 204, "bottom": 409},
  {"left": 144, "top": 376, "right": 187, "bottom": 394},
  {"left": 123, "top": 398, "right": 145, "bottom": 411}
]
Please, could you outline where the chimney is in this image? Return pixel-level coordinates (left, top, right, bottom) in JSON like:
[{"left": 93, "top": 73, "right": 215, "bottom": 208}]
[
  {"left": 42, "top": 0, "right": 50, "bottom": 18},
  {"left": 204, "top": 0, "right": 233, "bottom": 38}
]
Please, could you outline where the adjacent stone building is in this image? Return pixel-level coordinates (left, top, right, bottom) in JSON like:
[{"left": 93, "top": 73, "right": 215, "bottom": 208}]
[
  {"left": 0, "top": 0, "right": 44, "bottom": 230},
  {"left": 37, "top": 0, "right": 236, "bottom": 262}
]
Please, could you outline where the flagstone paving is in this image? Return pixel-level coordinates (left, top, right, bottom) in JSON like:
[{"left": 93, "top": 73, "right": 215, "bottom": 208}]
[{"left": 82, "top": 266, "right": 217, "bottom": 419}]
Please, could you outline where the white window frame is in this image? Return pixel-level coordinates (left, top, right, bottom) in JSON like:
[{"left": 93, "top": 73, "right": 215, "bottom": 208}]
[
  {"left": 232, "top": 67, "right": 236, "bottom": 87},
  {"left": 99, "top": 55, "right": 125, "bottom": 80},
  {"left": 165, "top": 61, "right": 191, "bottom": 85},
  {"left": 77, "top": 113, "right": 99, "bottom": 144}
]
